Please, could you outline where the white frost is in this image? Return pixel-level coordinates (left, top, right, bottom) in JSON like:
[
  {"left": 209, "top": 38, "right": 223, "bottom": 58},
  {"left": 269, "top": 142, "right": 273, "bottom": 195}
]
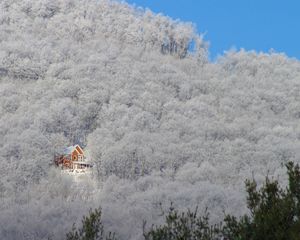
[{"left": 0, "top": 0, "right": 299, "bottom": 239}]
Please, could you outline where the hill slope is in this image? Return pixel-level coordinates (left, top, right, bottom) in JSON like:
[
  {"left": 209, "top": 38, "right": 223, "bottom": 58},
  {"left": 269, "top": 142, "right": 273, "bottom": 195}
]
[{"left": 1, "top": 0, "right": 300, "bottom": 239}]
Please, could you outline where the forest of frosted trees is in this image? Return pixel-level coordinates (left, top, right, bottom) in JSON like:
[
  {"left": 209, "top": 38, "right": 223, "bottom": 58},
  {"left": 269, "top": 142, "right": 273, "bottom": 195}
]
[{"left": 1, "top": 0, "right": 300, "bottom": 239}]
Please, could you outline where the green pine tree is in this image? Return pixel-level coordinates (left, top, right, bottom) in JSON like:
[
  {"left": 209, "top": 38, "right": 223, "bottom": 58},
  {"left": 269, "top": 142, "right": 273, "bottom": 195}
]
[
  {"left": 223, "top": 161, "right": 300, "bottom": 240},
  {"left": 66, "top": 208, "right": 117, "bottom": 240}
]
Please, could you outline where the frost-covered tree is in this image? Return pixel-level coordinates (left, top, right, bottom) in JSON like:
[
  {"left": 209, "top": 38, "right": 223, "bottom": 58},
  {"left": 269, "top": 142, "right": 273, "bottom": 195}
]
[{"left": 1, "top": 0, "right": 300, "bottom": 239}]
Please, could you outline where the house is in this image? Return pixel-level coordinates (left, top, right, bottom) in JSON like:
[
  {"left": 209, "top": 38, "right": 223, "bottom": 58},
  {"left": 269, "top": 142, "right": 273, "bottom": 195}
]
[{"left": 54, "top": 145, "right": 92, "bottom": 172}]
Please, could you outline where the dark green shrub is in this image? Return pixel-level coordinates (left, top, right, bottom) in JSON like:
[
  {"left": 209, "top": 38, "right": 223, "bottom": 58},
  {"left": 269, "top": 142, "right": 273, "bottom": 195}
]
[
  {"left": 143, "top": 204, "right": 222, "bottom": 240},
  {"left": 223, "top": 161, "right": 300, "bottom": 240},
  {"left": 144, "top": 162, "right": 300, "bottom": 240},
  {"left": 66, "top": 162, "right": 300, "bottom": 240},
  {"left": 66, "top": 208, "right": 116, "bottom": 240}
]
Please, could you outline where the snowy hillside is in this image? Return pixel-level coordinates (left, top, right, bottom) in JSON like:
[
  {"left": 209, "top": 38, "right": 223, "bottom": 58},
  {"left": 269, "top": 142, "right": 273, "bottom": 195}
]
[{"left": 1, "top": 0, "right": 300, "bottom": 239}]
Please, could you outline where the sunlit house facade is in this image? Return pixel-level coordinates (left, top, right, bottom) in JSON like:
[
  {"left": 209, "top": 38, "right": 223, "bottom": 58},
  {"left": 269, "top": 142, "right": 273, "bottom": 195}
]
[{"left": 54, "top": 145, "right": 92, "bottom": 171}]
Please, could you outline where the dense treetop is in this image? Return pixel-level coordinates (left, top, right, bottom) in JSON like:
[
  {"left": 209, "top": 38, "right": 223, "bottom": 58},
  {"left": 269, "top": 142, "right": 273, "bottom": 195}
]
[{"left": 1, "top": 0, "right": 300, "bottom": 239}]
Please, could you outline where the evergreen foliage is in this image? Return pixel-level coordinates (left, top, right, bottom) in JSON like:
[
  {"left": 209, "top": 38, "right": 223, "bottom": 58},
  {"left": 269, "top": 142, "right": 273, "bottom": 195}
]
[
  {"left": 143, "top": 161, "right": 300, "bottom": 240},
  {"left": 66, "top": 208, "right": 116, "bottom": 240},
  {"left": 223, "top": 161, "right": 300, "bottom": 240},
  {"left": 143, "top": 204, "right": 221, "bottom": 240}
]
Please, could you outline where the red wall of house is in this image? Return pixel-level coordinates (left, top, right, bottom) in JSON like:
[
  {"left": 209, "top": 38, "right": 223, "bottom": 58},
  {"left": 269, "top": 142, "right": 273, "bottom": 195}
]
[{"left": 71, "top": 150, "right": 79, "bottom": 161}]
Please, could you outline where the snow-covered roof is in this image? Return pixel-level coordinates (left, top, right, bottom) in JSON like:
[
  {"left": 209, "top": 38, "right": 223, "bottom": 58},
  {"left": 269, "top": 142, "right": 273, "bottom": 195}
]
[
  {"left": 62, "top": 145, "right": 83, "bottom": 155},
  {"left": 63, "top": 146, "right": 75, "bottom": 155}
]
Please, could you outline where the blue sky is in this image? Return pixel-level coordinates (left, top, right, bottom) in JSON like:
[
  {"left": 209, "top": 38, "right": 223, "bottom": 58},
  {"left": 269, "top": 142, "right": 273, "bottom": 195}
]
[{"left": 125, "top": 0, "right": 300, "bottom": 60}]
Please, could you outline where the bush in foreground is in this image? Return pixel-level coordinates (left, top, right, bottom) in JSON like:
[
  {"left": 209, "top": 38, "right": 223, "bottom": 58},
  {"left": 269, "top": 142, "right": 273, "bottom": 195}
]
[
  {"left": 66, "top": 208, "right": 116, "bottom": 240},
  {"left": 223, "top": 161, "right": 300, "bottom": 240},
  {"left": 143, "top": 204, "right": 221, "bottom": 240},
  {"left": 67, "top": 161, "right": 300, "bottom": 240}
]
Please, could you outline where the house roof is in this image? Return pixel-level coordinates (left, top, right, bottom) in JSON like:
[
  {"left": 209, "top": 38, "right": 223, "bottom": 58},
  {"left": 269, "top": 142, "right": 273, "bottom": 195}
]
[{"left": 63, "top": 145, "right": 84, "bottom": 155}]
